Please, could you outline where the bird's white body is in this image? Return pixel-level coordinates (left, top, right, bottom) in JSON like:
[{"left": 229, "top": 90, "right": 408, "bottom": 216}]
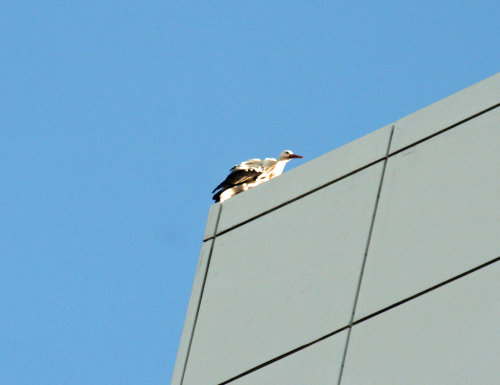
[
  {"left": 218, "top": 182, "right": 251, "bottom": 203},
  {"left": 212, "top": 150, "right": 303, "bottom": 203}
]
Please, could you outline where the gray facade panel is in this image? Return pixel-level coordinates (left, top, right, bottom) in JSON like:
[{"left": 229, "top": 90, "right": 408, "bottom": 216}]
[
  {"left": 171, "top": 240, "right": 214, "bottom": 385},
  {"left": 232, "top": 331, "right": 347, "bottom": 385},
  {"left": 216, "top": 124, "right": 392, "bottom": 234},
  {"left": 390, "top": 72, "right": 500, "bottom": 153},
  {"left": 341, "top": 262, "right": 500, "bottom": 385},
  {"left": 356, "top": 107, "right": 500, "bottom": 319},
  {"left": 173, "top": 74, "right": 500, "bottom": 385},
  {"left": 203, "top": 203, "right": 221, "bottom": 241},
  {"left": 183, "top": 164, "right": 384, "bottom": 385}
]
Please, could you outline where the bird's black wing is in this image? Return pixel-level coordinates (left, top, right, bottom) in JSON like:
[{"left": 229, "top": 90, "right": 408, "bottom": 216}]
[{"left": 212, "top": 169, "right": 261, "bottom": 194}]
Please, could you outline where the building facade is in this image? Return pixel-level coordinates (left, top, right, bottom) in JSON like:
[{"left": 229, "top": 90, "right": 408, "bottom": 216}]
[{"left": 172, "top": 73, "right": 500, "bottom": 385}]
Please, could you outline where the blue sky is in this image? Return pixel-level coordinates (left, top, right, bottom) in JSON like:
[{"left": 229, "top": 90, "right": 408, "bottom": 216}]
[{"left": 1, "top": 1, "right": 498, "bottom": 384}]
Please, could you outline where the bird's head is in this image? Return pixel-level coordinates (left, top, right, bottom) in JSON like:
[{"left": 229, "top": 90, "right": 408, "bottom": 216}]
[{"left": 278, "top": 150, "right": 303, "bottom": 161}]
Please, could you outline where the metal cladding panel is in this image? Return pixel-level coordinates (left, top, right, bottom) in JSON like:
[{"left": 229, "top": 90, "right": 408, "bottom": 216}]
[
  {"left": 182, "top": 164, "right": 384, "bottom": 385},
  {"left": 355, "top": 107, "right": 500, "bottom": 320},
  {"left": 341, "top": 262, "right": 500, "bottom": 385},
  {"left": 231, "top": 331, "right": 347, "bottom": 385},
  {"left": 216, "top": 124, "right": 392, "bottom": 234},
  {"left": 171, "top": 240, "right": 213, "bottom": 385},
  {"left": 173, "top": 74, "right": 500, "bottom": 385},
  {"left": 390, "top": 72, "right": 500, "bottom": 153},
  {"left": 203, "top": 203, "right": 221, "bottom": 241}
]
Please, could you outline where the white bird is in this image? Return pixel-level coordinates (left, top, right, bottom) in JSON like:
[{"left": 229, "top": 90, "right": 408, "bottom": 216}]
[{"left": 212, "top": 150, "right": 303, "bottom": 202}]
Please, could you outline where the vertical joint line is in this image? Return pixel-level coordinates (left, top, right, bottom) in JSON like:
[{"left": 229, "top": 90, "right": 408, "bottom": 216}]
[
  {"left": 179, "top": 204, "right": 223, "bottom": 385},
  {"left": 337, "top": 125, "right": 395, "bottom": 385}
]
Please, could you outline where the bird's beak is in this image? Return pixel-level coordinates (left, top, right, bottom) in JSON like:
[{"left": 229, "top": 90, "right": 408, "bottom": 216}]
[{"left": 288, "top": 154, "right": 303, "bottom": 159}]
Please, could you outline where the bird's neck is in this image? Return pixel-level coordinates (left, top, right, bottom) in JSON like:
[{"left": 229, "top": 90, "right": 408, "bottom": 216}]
[{"left": 272, "top": 159, "right": 289, "bottom": 177}]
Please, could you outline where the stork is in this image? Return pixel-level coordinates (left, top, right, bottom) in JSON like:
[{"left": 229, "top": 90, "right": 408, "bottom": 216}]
[{"left": 212, "top": 150, "right": 303, "bottom": 202}]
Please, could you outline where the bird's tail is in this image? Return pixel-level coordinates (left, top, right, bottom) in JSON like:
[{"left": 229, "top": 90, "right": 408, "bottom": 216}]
[{"left": 212, "top": 190, "right": 222, "bottom": 202}]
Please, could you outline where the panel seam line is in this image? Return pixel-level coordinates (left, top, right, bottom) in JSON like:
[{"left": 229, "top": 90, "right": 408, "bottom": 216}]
[
  {"left": 336, "top": 124, "right": 395, "bottom": 385},
  {"left": 217, "top": 325, "right": 350, "bottom": 385},
  {"left": 353, "top": 255, "right": 500, "bottom": 326},
  {"left": 208, "top": 102, "right": 500, "bottom": 241},
  {"left": 179, "top": 205, "right": 223, "bottom": 385},
  {"left": 210, "top": 156, "right": 387, "bottom": 240},
  {"left": 216, "top": 255, "right": 500, "bottom": 385},
  {"left": 389, "top": 102, "right": 500, "bottom": 156}
]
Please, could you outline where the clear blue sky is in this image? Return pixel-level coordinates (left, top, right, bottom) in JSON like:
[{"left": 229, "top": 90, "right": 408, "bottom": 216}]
[{"left": 1, "top": 1, "right": 498, "bottom": 384}]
